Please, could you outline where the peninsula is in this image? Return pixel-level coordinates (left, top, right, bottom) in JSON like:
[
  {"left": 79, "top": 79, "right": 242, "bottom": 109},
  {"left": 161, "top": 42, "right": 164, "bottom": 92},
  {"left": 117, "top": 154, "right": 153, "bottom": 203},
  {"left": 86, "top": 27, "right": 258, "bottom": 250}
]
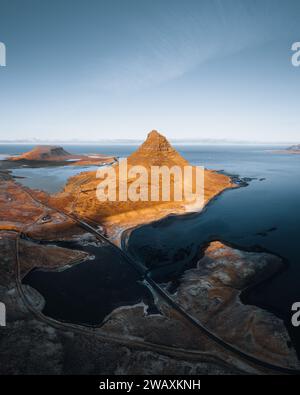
[
  {"left": 7, "top": 145, "right": 116, "bottom": 166},
  {"left": 0, "top": 130, "right": 298, "bottom": 374},
  {"left": 49, "top": 130, "right": 234, "bottom": 240}
]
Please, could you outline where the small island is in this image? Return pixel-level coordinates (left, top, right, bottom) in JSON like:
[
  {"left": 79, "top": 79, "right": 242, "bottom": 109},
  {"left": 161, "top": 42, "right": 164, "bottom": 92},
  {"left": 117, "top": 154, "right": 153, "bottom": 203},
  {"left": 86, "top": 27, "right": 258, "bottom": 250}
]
[
  {"left": 286, "top": 144, "right": 300, "bottom": 153},
  {"left": 273, "top": 144, "right": 300, "bottom": 154}
]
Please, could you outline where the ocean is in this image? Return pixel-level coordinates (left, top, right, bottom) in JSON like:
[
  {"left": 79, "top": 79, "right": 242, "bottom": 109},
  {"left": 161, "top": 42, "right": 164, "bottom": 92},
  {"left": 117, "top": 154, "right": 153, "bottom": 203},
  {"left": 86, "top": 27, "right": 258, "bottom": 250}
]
[{"left": 2, "top": 143, "right": 300, "bottom": 353}]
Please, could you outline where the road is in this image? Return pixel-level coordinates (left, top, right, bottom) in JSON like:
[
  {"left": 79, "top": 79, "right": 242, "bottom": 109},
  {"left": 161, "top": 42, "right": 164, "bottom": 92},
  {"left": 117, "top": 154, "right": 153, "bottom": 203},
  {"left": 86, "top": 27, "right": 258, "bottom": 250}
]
[{"left": 14, "top": 184, "right": 300, "bottom": 375}]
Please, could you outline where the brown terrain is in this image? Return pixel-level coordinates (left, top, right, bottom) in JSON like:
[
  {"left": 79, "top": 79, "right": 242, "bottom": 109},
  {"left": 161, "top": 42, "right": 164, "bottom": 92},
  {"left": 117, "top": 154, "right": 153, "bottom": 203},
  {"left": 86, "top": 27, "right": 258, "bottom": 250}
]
[
  {"left": 7, "top": 145, "right": 116, "bottom": 166},
  {"left": 49, "top": 130, "right": 234, "bottom": 240},
  {"left": 1, "top": 229, "right": 298, "bottom": 374},
  {"left": 0, "top": 130, "right": 233, "bottom": 241},
  {"left": 0, "top": 230, "right": 246, "bottom": 375},
  {"left": 174, "top": 241, "right": 299, "bottom": 369},
  {"left": 285, "top": 144, "right": 300, "bottom": 154},
  {"left": 0, "top": 178, "right": 78, "bottom": 239},
  {"left": 273, "top": 144, "right": 300, "bottom": 154},
  {"left": 0, "top": 131, "right": 299, "bottom": 374}
]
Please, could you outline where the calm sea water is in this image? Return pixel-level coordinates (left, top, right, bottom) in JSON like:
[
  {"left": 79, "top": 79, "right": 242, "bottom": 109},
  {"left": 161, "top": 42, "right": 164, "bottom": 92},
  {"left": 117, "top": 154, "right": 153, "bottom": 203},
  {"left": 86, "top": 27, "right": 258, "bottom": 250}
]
[
  {"left": 0, "top": 144, "right": 138, "bottom": 193},
  {"left": 126, "top": 145, "right": 300, "bottom": 353},
  {"left": 2, "top": 144, "right": 300, "bottom": 351},
  {"left": 22, "top": 239, "right": 155, "bottom": 326},
  {"left": 0, "top": 144, "right": 137, "bottom": 157}
]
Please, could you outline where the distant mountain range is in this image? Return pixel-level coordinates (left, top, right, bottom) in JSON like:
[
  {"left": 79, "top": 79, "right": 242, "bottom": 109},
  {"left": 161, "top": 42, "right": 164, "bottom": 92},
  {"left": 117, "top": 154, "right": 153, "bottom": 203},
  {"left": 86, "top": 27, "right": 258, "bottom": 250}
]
[{"left": 287, "top": 144, "right": 300, "bottom": 151}]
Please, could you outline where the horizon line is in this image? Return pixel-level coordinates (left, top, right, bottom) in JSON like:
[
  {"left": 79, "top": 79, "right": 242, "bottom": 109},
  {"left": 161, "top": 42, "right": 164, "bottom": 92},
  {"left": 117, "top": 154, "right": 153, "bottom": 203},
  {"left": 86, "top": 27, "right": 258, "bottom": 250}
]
[{"left": 0, "top": 138, "right": 297, "bottom": 146}]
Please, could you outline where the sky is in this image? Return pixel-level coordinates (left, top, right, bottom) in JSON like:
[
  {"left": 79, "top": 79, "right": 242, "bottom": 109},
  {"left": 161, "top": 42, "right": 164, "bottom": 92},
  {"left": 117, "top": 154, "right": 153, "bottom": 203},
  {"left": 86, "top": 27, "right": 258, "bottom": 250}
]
[{"left": 0, "top": 0, "right": 300, "bottom": 142}]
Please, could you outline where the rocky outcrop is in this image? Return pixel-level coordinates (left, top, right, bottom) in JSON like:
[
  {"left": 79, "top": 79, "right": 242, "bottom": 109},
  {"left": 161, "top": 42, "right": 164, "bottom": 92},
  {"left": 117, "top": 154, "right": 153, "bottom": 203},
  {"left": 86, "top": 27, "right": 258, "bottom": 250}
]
[{"left": 174, "top": 241, "right": 299, "bottom": 369}]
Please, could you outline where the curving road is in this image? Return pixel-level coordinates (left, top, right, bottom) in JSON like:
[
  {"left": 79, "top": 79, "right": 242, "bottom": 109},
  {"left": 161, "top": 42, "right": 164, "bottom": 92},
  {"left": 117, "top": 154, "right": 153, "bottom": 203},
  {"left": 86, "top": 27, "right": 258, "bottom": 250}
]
[{"left": 14, "top": 184, "right": 300, "bottom": 375}]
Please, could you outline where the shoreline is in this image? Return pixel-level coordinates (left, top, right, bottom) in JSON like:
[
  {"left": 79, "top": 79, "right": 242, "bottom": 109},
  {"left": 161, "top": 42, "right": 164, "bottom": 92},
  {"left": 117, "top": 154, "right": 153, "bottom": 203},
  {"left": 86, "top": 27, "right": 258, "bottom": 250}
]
[
  {"left": 119, "top": 176, "right": 300, "bottom": 359},
  {"left": 16, "top": 208, "right": 300, "bottom": 371},
  {"left": 103, "top": 170, "right": 237, "bottom": 245},
  {"left": 270, "top": 150, "right": 300, "bottom": 155},
  {"left": 120, "top": 171, "right": 243, "bottom": 250},
  {"left": 2, "top": 162, "right": 298, "bottom": 371}
]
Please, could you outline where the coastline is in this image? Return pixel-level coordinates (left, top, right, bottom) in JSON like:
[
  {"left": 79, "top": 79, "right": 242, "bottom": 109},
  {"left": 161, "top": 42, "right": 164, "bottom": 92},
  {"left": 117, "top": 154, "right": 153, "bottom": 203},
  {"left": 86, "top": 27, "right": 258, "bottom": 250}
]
[
  {"left": 1, "top": 155, "right": 299, "bottom": 373},
  {"left": 120, "top": 171, "right": 241, "bottom": 250},
  {"left": 102, "top": 170, "right": 236, "bottom": 245},
  {"left": 270, "top": 150, "right": 300, "bottom": 155},
  {"left": 119, "top": 175, "right": 300, "bottom": 362}
]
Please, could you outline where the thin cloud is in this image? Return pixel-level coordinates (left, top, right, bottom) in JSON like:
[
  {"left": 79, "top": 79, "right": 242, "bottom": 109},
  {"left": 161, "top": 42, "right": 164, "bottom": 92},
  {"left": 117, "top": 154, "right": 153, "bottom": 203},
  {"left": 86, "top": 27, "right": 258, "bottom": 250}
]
[{"left": 88, "top": 0, "right": 299, "bottom": 92}]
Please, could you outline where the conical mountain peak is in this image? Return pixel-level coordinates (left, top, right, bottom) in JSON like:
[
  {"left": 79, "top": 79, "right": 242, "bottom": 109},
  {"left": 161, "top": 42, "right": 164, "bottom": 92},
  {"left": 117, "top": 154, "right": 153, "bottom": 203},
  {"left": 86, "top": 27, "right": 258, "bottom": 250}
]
[{"left": 128, "top": 130, "right": 188, "bottom": 167}]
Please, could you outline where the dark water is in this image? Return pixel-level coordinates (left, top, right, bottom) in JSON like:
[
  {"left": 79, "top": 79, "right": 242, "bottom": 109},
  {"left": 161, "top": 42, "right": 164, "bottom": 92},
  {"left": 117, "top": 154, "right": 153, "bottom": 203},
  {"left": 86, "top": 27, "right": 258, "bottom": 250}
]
[
  {"left": 11, "top": 165, "right": 103, "bottom": 193},
  {"left": 4, "top": 144, "right": 300, "bottom": 351},
  {"left": 22, "top": 239, "right": 155, "bottom": 326},
  {"left": 0, "top": 144, "right": 137, "bottom": 193},
  {"left": 126, "top": 145, "right": 300, "bottom": 353}
]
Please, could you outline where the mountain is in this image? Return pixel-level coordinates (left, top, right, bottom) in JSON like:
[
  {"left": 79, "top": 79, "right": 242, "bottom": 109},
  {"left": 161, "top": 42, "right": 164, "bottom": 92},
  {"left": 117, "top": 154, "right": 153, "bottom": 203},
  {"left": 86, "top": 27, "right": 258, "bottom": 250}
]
[
  {"left": 287, "top": 144, "right": 300, "bottom": 151},
  {"left": 128, "top": 130, "right": 188, "bottom": 167},
  {"left": 50, "top": 130, "right": 233, "bottom": 240},
  {"left": 7, "top": 145, "right": 116, "bottom": 166},
  {"left": 9, "top": 145, "right": 71, "bottom": 161}
]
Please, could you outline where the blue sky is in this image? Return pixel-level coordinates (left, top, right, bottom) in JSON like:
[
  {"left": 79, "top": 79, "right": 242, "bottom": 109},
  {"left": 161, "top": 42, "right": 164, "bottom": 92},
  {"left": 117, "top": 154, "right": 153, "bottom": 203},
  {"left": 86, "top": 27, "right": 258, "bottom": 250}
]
[{"left": 0, "top": 0, "right": 300, "bottom": 142}]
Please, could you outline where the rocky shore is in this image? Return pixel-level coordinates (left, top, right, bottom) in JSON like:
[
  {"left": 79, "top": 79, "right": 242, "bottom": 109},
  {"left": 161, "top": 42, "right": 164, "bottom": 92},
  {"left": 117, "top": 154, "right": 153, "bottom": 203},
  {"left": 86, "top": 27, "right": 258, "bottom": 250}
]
[
  {"left": 0, "top": 132, "right": 299, "bottom": 374},
  {"left": 0, "top": 231, "right": 246, "bottom": 374},
  {"left": 174, "top": 241, "right": 299, "bottom": 369},
  {"left": 272, "top": 144, "right": 300, "bottom": 154},
  {"left": 1, "top": 228, "right": 298, "bottom": 374}
]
